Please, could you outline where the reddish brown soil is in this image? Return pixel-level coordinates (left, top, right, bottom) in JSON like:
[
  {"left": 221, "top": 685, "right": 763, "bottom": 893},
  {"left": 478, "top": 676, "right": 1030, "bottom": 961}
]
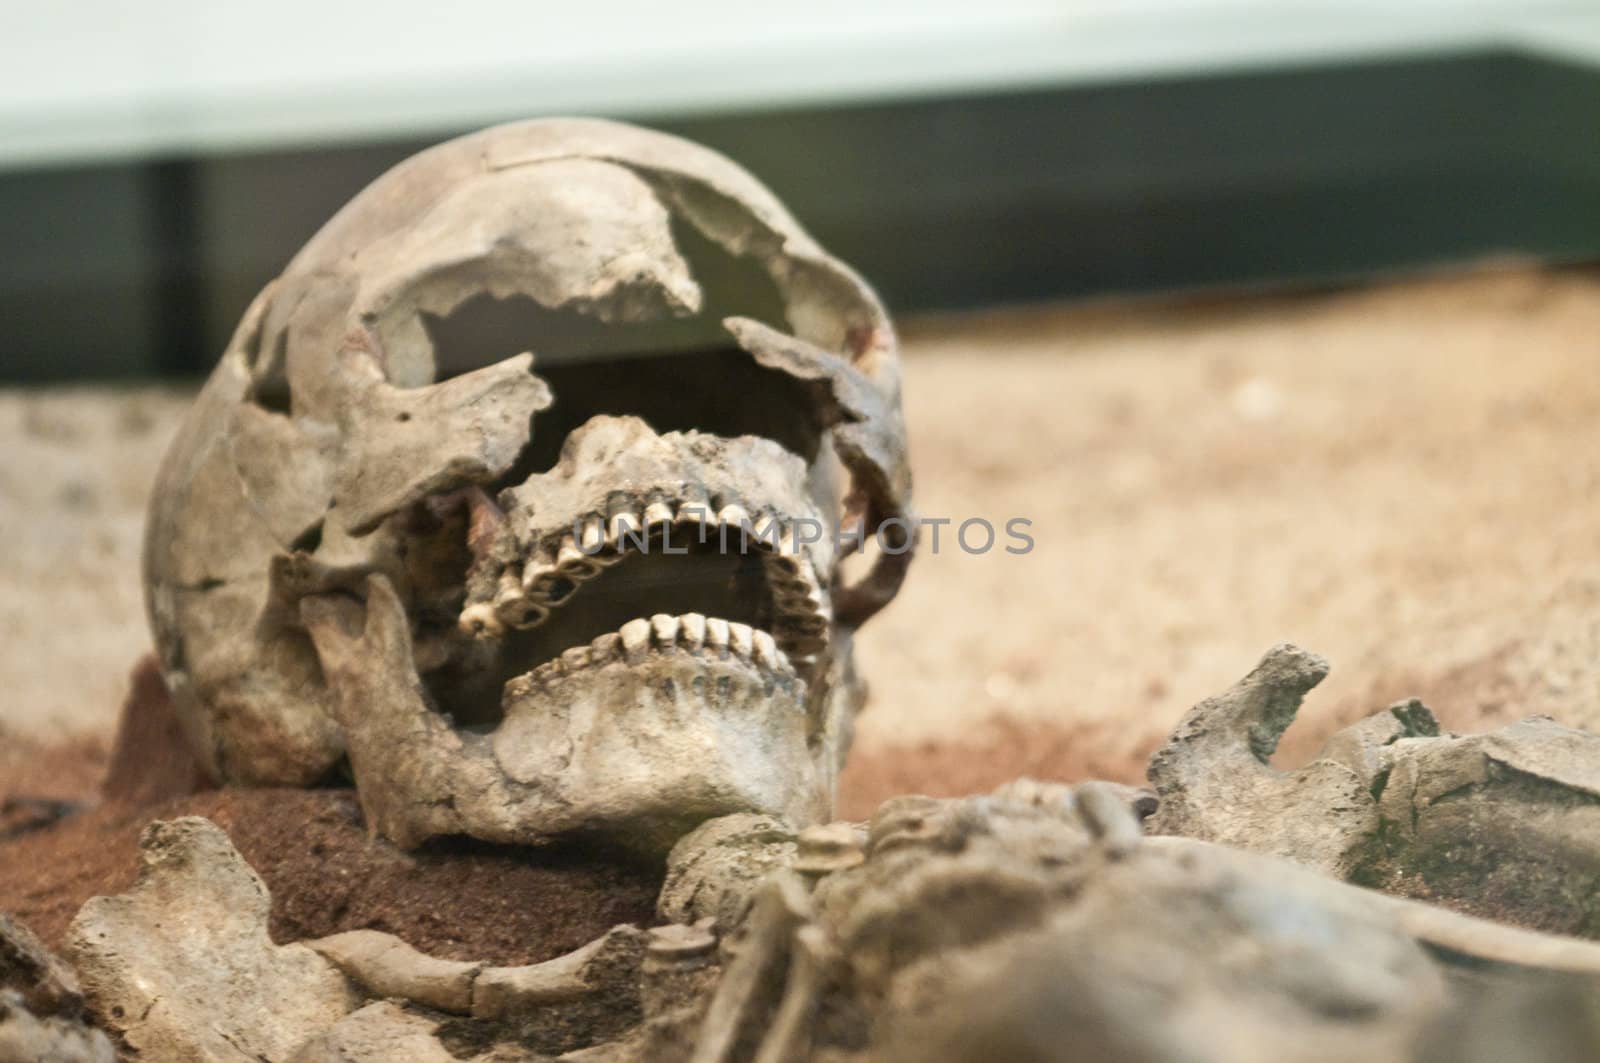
[
  {"left": 0, "top": 787, "right": 662, "bottom": 966},
  {"left": 0, "top": 668, "right": 661, "bottom": 965},
  {"left": 1, "top": 690, "right": 1118, "bottom": 963}
]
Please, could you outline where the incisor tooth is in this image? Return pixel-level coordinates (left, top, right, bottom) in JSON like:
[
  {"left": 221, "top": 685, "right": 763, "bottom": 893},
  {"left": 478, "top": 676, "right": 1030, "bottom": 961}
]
[
  {"left": 676, "top": 501, "right": 711, "bottom": 527},
  {"left": 679, "top": 613, "right": 706, "bottom": 649},
  {"left": 729, "top": 622, "right": 754, "bottom": 658},
  {"left": 705, "top": 617, "right": 731, "bottom": 654},
  {"left": 609, "top": 511, "right": 643, "bottom": 545},
  {"left": 620, "top": 618, "right": 652, "bottom": 662},
  {"left": 717, "top": 504, "right": 750, "bottom": 535},
  {"left": 644, "top": 500, "right": 674, "bottom": 528},
  {"left": 651, "top": 613, "right": 679, "bottom": 646}
]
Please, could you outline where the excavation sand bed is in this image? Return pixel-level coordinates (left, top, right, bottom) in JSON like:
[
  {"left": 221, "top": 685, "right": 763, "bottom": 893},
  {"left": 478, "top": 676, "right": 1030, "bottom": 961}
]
[{"left": 2, "top": 265, "right": 1597, "bottom": 825}]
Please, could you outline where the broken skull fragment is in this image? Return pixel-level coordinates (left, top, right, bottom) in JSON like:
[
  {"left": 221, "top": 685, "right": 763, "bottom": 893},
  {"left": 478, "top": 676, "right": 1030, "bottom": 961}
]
[{"left": 143, "top": 118, "right": 914, "bottom": 854}]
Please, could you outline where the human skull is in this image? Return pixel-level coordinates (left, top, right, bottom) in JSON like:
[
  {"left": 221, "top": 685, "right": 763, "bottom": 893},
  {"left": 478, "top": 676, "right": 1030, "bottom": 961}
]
[{"left": 143, "top": 118, "right": 912, "bottom": 853}]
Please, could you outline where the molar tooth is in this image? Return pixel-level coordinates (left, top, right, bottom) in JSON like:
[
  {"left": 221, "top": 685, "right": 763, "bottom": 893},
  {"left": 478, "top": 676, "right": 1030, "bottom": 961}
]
[
  {"left": 790, "top": 614, "right": 830, "bottom": 636},
  {"left": 557, "top": 539, "right": 597, "bottom": 576},
  {"left": 786, "top": 582, "right": 830, "bottom": 620},
  {"left": 750, "top": 513, "right": 781, "bottom": 548},
  {"left": 716, "top": 504, "right": 750, "bottom": 539},
  {"left": 705, "top": 617, "right": 731, "bottom": 655},
  {"left": 650, "top": 613, "right": 680, "bottom": 647},
  {"left": 579, "top": 516, "right": 606, "bottom": 556},
  {"left": 458, "top": 602, "right": 503, "bottom": 639},
  {"left": 620, "top": 618, "right": 652, "bottom": 662},
  {"left": 777, "top": 631, "right": 828, "bottom": 657},
  {"left": 589, "top": 631, "right": 622, "bottom": 662},
  {"left": 644, "top": 500, "right": 675, "bottom": 528},
  {"left": 679, "top": 612, "right": 706, "bottom": 650},
  {"left": 560, "top": 645, "right": 592, "bottom": 673},
  {"left": 499, "top": 598, "right": 550, "bottom": 630},
  {"left": 728, "top": 622, "right": 754, "bottom": 658},
  {"left": 766, "top": 532, "right": 805, "bottom": 578},
  {"left": 494, "top": 572, "right": 548, "bottom": 628},
  {"left": 522, "top": 552, "right": 557, "bottom": 592}
]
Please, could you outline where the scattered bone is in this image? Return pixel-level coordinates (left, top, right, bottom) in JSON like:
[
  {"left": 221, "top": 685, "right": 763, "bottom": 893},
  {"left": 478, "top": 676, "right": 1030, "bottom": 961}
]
[
  {"left": 473, "top": 926, "right": 645, "bottom": 1021},
  {"left": 288, "top": 1002, "right": 461, "bottom": 1063},
  {"left": 307, "top": 930, "right": 480, "bottom": 1014},
  {"left": 65, "top": 818, "right": 359, "bottom": 1061},
  {"left": 1149, "top": 644, "right": 1600, "bottom": 932}
]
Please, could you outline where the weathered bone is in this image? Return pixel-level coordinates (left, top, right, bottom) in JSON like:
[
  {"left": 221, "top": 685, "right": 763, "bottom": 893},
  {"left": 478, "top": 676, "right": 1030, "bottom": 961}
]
[
  {"left": 65, "top": 818, "right": 359, "bottom": 1061},
  {"left": 1149, "top": 644, "right": 1600, "bottom": 932},
  {"left": 144, "top": 118, "right": 912, "bottom": 857},
  {"left": 330, "top": 350, "right": 551, "bottom": 535},
  {"left": 303, "top": 574, "right": 825, "bottom": 852}
]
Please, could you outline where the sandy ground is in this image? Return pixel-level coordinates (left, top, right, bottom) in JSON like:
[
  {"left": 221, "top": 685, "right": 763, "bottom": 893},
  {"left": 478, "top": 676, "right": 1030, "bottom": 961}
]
[
  {"left": 854, "top": 265, "right": 1600, "bottom": 778},
  {"left": 2, "top": 265, "right": 1598, "bottom": 804}
]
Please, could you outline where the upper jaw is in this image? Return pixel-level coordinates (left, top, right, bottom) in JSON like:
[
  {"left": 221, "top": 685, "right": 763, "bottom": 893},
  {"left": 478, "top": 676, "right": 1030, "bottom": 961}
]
[{"left": 451, "top": 415, "right": 836, "bottom": 685}]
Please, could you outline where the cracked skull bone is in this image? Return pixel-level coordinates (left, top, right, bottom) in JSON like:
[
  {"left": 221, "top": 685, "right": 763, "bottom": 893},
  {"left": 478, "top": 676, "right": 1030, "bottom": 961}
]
[{"left": 143, "top": 118, "right": 913, "bottom": 852}]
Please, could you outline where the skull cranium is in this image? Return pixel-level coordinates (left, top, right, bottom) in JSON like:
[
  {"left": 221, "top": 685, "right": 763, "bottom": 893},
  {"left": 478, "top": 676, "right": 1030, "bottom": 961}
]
[{"left": 143, "top": 118, "right": 913, "bottom": 853}]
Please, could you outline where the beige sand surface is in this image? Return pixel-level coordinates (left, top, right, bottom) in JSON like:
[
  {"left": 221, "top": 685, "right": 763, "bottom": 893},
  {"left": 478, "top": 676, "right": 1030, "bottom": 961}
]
[
  {"left": 2, "top": 267, "right": 1596, "bottom": 788},
  {"left": 855, "top": 266, "right": 1600, "bottom": 769}
]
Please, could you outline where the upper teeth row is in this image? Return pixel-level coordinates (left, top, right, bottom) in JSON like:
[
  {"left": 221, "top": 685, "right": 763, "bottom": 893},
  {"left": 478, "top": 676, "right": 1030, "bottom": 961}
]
[{"left": 487, "top": 506, "right": 827, "bottom": 622}]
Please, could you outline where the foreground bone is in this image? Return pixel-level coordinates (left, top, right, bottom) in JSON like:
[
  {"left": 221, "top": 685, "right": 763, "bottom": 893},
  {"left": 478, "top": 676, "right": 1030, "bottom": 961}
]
[
  {"left": 1149, "top": 644, "right": 1600, "bottom": 932},
  {"left": 65, "top": 818, "right": 359, "bottom": 1061},
  {"left": 670, "top": 786, "right": 1600, "bottom": 1063},
  {"left": 144, "top": 118, "right": 913, "bottom": 851},
  {"left": 56, "top": 790, "right": 1600, "bottom": 1062}
]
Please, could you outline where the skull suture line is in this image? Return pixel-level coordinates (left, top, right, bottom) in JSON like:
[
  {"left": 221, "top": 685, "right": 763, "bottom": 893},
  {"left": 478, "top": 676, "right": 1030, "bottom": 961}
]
[{"left": 143, "top": 119, "right": 913, "bottom": 853}]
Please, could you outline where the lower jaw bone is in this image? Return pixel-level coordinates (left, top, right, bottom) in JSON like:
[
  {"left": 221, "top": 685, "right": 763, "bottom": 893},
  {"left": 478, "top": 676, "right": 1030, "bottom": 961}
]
[{"left": 302, "top": 574, "right": 826, "bottom": 855}]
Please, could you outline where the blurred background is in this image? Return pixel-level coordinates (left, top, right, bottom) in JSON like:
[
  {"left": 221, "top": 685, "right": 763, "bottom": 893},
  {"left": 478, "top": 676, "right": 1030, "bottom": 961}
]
[
  {"left": 1, "top": 1, "right": 1598, "bottom": 809},
  {"left": 4, "top": 0, "right": 1599, "bottom": 379}
]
